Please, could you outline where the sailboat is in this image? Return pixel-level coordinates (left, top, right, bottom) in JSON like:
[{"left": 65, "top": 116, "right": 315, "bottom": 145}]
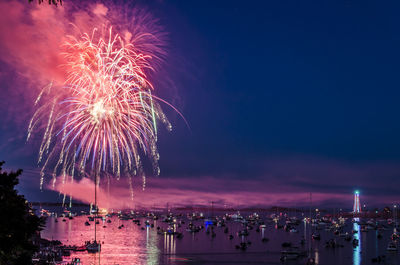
[
  {"left": 306, "top": 192, "right": 316, "bottom": 265},
  {"left": 387, "top": 241, "right": 397, "bottom": 252},
  {"left": 86, "top": 175, "right": 101, "bottom": 253}
]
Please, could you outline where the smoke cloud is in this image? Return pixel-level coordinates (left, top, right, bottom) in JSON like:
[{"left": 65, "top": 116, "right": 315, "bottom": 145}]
[{"left": 0, "top": 1, "right": 165, "bottom": 123}]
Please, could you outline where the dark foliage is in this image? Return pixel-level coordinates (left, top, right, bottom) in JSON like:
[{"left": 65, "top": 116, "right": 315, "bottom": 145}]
[
  {"left": 0, "top": 162, "right": 45, "bottom": 265},
  {"left": 28, "top": 0, "right": 62, "bottom": 6}
]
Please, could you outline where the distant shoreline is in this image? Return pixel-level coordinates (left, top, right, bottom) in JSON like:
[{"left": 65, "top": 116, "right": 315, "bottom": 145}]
[{"left": 30, "top": 201, "right": 342, "bottom": 213}]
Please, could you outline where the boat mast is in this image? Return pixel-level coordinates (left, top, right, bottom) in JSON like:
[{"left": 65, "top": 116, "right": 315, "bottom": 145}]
[
  {"left": 211, "top": 201, "right": 214, "bottom": 219},
  {"left": 394, "top": 204, "right": 397, "bottom": 234},
  {"left": 309, "top": 192, "right": 312, "bottom": 258},
  {"left": 95, "top": 174, "right": 97, "bottom": 242}
]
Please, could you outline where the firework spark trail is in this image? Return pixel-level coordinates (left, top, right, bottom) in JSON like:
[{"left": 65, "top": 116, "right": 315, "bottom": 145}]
[{"left": 27, "top": 25, "right": 179, "bottom": 198}]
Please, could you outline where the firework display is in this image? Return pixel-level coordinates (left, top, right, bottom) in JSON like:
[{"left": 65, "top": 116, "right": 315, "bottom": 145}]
[{"left": 27, "top": 26, "right": 173, "bottom": 195}]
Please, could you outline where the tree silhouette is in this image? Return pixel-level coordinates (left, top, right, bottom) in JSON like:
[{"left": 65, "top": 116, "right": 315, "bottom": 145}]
[
  {"left": 0, "top": 161, "right": 45, "bottom": 265},
  {"left": 28, "top": 0, "right": 62, "bottom": 6}
]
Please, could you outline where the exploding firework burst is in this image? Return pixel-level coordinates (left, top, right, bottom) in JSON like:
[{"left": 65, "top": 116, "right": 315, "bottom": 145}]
[{"left": 27, "top": 26, "right": 176, "bottom": 199}]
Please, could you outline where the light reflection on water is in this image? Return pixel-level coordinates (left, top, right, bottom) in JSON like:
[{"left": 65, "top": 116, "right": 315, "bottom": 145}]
[
  {"left": 42, "top": 216, "right": 161, "bottom": 265},
  {"left": 41, "top": 215, "right": 400, "bottom": 265},
  {"left": 314, "top": 249, "right": 319, "bottom": 265},
  {"left": 353, "top": 221, "right": 361, "bottom": 265},
  {"left": 146, "top": 226, "right": 160, "bottom": 265}
]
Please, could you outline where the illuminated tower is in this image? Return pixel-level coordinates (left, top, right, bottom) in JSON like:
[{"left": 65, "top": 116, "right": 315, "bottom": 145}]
[{"left": 353, "top": 190, "right": 361, "bottom": 213}]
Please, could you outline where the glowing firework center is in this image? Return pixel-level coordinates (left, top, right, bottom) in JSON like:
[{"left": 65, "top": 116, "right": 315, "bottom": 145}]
[{"left": 89, "top": 99, "right": 114, "bottom": 124}]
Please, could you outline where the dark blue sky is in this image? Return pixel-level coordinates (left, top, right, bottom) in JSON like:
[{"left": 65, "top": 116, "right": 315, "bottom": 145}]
[
  {"left": 1, "top": 0, "right": 400, "bottom": 206},
  {"left": 154, "top": 0, "right": 400, "bottom": 205},
  {"left": 155, "top": 0, "right": 400, "bottom": 169}
]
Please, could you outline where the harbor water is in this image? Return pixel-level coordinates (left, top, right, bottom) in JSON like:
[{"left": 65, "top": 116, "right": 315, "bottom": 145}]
[{"left": 41, "top": 213, "right": 400, "bottom": 265}]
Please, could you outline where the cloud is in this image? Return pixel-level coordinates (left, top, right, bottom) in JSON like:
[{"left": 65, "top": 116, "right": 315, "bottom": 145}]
[
  {"left": 46, "top": 157, "right": 400, "bottom": 210},
  {"left": 0, "top": 1, "right": 166, "bottom": 117},
  {"left": 92, "top": 3, "right": 108, "bottom": 16}
]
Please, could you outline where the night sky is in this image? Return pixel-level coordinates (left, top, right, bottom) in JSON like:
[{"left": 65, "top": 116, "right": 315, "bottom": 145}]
[{"left": 1, "top": 0, "right": 400, "bottom": 208}]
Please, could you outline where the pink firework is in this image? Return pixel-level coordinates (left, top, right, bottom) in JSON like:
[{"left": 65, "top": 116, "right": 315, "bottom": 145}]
[{"left": 27, "top": 25, "right": 175, "bottom": 196}]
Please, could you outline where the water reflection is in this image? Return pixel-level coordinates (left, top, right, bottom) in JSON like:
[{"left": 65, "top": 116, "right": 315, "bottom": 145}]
[
  {"left": 353, "top": 219, "right": 361, "bottom": 265},
  {"left": 146, "top": 226, "right": 160, "bottom": 265},
  {"left": 41, "top": 214, "right": 400, "bottom": 265},
  {"left": 164, "top": 233, "right": 175, "bottom": 254},
  {"left": 42, "top": 216, "right": 160, "bottom": 264},
  {"left": 375, "top": 230, "right": 379, "bottom": 258},
  {"left": 314, "top": 249, "right": 319, "bottom": 265}
]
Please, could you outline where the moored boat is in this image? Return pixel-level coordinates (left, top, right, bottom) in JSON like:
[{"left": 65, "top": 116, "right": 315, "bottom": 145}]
[
  {"left": 387, "top": 241, "right": 397, "bottom": 252},
  {"left": 86, "top": 240, "right": 101, "bottom": 253}
]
